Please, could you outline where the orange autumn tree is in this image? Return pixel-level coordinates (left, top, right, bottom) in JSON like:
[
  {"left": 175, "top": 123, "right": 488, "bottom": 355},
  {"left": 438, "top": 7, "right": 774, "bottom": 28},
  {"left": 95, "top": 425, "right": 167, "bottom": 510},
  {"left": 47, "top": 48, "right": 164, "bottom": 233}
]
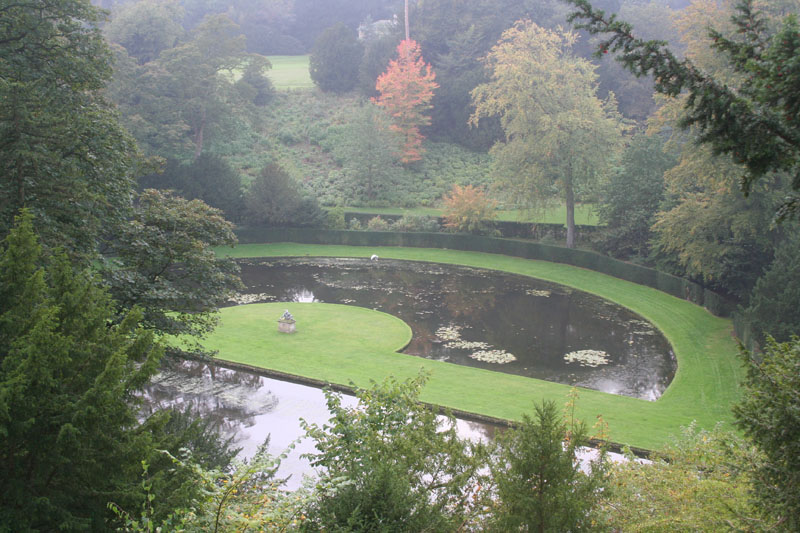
[
  {"left": 442, "top": 184, "right": 498, "bottom": 235},
  {"left": 373, "top": 39, "right": 438, "bottom": 164}
]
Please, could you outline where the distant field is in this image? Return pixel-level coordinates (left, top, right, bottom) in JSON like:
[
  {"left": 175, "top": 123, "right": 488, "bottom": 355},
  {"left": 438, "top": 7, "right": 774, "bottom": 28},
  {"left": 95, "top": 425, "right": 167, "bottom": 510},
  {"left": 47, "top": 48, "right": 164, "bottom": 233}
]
[
  {"left": 266, "top": 55, "right": 313, "bottom": 90},
  {"left": 343, "top": 204, "right": 600, "bottom": 226}
]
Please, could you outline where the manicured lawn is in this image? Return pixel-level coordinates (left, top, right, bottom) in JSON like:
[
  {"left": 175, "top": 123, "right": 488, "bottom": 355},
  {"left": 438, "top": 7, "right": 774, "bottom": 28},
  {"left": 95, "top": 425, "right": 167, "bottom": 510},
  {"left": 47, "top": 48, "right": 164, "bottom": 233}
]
[
  {"left": 342, "top": 204, "right": 600, "bottom": 226},
  {"left": 212, "top": 243, "right": 742, "bottom": 450},
  {"left": 266, "top": 55, "right": 313, "bottom": 90}
]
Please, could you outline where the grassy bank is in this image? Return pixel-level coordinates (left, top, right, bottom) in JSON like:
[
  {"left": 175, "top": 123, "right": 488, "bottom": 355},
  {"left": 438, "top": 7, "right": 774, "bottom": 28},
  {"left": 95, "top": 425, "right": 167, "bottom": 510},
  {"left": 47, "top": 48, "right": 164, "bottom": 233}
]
[{"left": 211, "top": 243, "right": 742, "bottom": 450}]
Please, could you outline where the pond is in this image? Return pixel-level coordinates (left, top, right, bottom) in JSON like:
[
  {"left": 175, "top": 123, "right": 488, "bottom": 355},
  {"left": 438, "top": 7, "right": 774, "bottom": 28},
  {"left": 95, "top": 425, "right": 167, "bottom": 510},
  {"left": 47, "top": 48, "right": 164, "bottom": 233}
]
[
  {"left": 142, "top": 359, "right": 500, "bottom": 489},
  {"left": 233, "top": 257, "right": 676, "bottom": 401}
]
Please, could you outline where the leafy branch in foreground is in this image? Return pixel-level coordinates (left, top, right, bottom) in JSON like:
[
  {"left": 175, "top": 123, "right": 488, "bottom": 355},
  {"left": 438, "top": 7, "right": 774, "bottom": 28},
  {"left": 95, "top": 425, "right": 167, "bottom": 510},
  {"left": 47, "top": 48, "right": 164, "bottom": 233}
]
[{"left": 564, "top": 0, "right": 800, "bottom": 220}]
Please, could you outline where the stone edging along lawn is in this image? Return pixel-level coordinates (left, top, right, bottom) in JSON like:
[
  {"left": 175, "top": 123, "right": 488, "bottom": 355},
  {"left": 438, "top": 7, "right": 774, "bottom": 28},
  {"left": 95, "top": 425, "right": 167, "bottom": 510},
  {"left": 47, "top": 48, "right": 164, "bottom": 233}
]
[{"left": 212, "top": 243, "right": 743, "bottom": 451}]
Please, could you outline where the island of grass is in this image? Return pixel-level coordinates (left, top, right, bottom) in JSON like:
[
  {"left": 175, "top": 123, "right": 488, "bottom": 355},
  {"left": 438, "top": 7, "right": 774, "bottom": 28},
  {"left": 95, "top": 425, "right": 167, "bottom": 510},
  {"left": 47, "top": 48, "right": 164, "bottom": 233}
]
[{"left": 210, "top": 243, "right": 743, "bottom": 451}]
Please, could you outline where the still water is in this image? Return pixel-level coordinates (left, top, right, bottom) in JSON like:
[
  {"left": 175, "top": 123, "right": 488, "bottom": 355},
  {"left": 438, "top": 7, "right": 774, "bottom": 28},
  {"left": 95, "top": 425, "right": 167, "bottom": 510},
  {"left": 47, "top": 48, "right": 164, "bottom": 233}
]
[
  {"left": 235, "top": 257, "right": 676, "bottom": 401},
  {"left": 142, "top": 359, "right": 499, "bottom": 489}
]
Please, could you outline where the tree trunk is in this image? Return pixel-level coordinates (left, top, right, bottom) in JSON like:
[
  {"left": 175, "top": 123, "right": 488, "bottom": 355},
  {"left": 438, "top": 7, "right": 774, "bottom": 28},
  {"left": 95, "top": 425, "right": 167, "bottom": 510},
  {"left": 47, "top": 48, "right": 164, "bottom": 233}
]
[
  {"left": 193, "top": 107, "right": 206, "bottom": 160},
  {"left": 404, "top": 0, "right": 410, "bottom": 41},
  {"left": 565, "top": 173, "right": 575, "bottom": 249}
]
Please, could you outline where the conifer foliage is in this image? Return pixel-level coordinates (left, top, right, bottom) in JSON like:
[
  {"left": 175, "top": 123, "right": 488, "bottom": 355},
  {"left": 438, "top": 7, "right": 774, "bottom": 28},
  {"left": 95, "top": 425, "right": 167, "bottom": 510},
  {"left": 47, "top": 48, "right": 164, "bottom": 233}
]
[
  {"left": 373, "top": 39, "right": 438, "bottom": 164},
  {"left": 0, "top": 211, "right": 164, "bottom": 530},
  {"left": 566, "top": 0, "right": 800, "bottom": 221}
]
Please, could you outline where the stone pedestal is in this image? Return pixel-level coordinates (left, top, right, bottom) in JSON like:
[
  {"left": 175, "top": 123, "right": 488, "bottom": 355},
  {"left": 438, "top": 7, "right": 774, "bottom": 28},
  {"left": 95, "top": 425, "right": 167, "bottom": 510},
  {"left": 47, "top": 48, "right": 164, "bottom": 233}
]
[{"left": 278, "top": 319, "right": 296, "bottom": 334}]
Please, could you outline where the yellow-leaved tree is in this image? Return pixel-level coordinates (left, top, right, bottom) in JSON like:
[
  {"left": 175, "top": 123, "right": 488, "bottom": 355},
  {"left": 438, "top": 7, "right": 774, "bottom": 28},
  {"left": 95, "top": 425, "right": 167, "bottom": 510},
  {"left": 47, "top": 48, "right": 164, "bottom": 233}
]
[{"left": 470, "top": 20, "right": 624, "bottom": 248}]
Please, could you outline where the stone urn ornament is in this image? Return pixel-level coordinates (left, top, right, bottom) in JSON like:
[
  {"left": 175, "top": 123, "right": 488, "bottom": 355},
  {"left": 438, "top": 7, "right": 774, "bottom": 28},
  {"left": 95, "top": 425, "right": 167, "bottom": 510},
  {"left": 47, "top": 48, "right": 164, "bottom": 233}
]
[{"left": 278, "top": 309, "right": 296, "bottom": 334}]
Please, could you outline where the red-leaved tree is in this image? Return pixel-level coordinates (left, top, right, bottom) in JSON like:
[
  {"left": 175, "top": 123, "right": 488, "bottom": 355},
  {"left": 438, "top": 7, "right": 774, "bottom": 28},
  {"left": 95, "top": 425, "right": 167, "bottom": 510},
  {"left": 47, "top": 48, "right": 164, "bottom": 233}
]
[{"left": 373, "top": 39, "right": 438, "bottom": 164}]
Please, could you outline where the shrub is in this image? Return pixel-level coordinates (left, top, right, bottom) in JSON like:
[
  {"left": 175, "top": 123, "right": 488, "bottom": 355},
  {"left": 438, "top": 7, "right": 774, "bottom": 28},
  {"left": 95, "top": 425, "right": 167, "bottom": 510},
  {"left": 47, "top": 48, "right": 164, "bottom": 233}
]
[
  {"left": 325, "top": 207, "right": 346, "bottom": 229},
  {"left": 348, "top": 218, "right": 363, "bottom": 230},
  {"left": 392, "top": 214, "right": 440, "bottom": 233},
  {"left": 366, "top": 216, "right": 391, "bottom": 231},
  {"left": 442, "top": 184, "right": 498, "bottom": 235}
]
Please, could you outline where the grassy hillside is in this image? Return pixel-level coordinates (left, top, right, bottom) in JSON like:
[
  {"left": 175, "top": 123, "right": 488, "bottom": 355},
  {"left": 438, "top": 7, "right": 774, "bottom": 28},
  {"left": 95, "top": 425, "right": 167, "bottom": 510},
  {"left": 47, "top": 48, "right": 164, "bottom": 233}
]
[{"left": 221, "top": 56, "right": 600, "bottom": 226}]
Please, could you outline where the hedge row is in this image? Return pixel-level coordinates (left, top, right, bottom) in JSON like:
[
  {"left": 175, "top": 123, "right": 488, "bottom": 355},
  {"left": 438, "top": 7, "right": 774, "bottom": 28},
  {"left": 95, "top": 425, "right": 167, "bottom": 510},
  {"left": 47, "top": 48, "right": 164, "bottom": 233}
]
[
  {"left": 342, "top": 212, "right": 602, "bottom": 242},
  {"left": 235, "top": 227, "right": 740, "bottom": 319}
]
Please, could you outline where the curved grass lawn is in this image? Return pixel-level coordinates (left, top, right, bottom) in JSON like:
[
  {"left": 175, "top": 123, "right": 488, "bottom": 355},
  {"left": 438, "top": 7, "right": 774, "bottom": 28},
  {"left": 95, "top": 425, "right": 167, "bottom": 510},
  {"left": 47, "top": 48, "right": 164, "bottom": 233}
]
[{"left": 212, "top": 243, "right": 743, "bottom": 450}]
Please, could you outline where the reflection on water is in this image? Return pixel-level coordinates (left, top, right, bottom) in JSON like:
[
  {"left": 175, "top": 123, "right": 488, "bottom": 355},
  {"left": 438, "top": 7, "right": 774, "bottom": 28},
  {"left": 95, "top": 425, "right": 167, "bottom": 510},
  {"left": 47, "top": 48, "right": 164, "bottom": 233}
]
[
  {"left": 234, "top": 257, "right": 676, "bottom": 400},
  {"left": 141, "top": 360, "right": 499, "bottom": 489}
]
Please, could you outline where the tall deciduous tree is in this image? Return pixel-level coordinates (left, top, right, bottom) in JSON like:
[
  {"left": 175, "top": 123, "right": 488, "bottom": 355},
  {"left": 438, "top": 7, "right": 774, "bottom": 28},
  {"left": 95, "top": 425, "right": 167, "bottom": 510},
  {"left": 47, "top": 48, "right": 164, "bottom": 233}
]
[
  {"left": 470, "top": 21, "right": 624, "bottom": 248},
  {"left": 0, "top": 0, "right": 139, "bottom": 259},
  {"left": 566, "top": 0, "right": 800, "bottom": 221},
  {"left": 102, "top": 190, "right": 241, "bottom": 346},
  {"left": 105, "top": 0, "right": 184, "bottom": 65},
  {"left": 0, "top": 211, "right": 164, "bottom": 530},
  {"left": 373, "top": 39, "right": 438, "bottom": 164}
]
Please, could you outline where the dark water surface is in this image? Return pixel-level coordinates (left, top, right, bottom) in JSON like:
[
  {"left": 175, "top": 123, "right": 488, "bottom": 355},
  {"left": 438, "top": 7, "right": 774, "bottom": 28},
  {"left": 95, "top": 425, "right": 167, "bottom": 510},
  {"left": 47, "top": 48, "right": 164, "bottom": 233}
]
[{"left": 234, "top": 257, "right": 676, "bottom": 401}]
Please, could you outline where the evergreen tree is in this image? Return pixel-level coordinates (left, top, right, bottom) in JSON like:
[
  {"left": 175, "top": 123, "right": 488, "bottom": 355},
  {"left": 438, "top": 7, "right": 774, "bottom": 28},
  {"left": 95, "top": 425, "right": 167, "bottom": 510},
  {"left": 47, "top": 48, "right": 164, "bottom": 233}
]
[
  {"left": 489, "top": 399, "right": 607, "bottom": 532},
  {"left": 0, "top": 211, "right": 163, "bottom": 530},
  {"left": 309, "top": 23, "right": 363, "bottom": 93},
  {"left": 566, "top": 0, "right": 800, "bottom": 221},
  {"left": 734, "top": 337, "right": 800, "bottom": 529},
  {"left": 1, "top": 0, "right": 139, "bottom": 259},
  {"left": 744, "top": 232, "right": 800, "bottom": 342}
]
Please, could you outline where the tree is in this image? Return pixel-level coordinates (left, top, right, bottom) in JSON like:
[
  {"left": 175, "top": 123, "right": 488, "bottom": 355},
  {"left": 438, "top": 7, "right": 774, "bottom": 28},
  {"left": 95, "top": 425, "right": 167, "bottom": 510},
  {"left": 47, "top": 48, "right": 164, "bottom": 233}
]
[
  {"left": 489, "top": 398, "right": 607, "bottom": 532},
  {"left": 596, "top": 134, "right": 677, "bottom": 260},
  {"left": 734, "top": 337, "right": 800, "bottom": 529},
  {"left": 300, "top": 374, "right": 486, "bottom": 531},
  {"left": 358, "top": 32, "right": 400, "bottom": 98},
  {"left": 373, "top": 39, "right": 439, "bottom": 164},
  {"left": 1, "top": 0, "right": 140, "bottom": 260},
  {"left": 139, "top": 154, "right": 246, "bottom": 222},
  {"left": 244, "top": 163, "right": 326, "bottom": 227},
  {"left": 565, "top": 0, "right": 800, "bottom": 221},
  {"left": 470, "top": 21, "right": 624, "bottom": 248},
  {"left": 600, "top": 424, "right": 761, "bottom": 531},
  {"left": 0, "top": 211, "right": 164, "bottom": 530},
  {"left": 109, "top": 14, "right": 264, "bottom": 161},
  {"left": 105, "top": 0, "right": 184, "bottom": 64},
  {"left": 442, "top": 184, "right": 498, "bottom": 235},
  {"left": 744, "top": 232, "right": 800, "bottom": 342},
  {"left": 332, "top": 103, "right": 404, "bottom": 203},
  {"left": 102, "top": 190, "right": 242, "bottom": 345},
  {"left": 309, "top": 23, "right": 363, "bottom": 93}
]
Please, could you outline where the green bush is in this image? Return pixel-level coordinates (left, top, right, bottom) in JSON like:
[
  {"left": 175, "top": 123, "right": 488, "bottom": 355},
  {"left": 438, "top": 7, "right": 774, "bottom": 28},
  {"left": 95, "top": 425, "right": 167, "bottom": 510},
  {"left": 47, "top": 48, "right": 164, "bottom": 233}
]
[
  {"left": 325, "top": 207, "right": 346, "bottom": 229},
  {"left": 391, "top": 214, "right": 440, "bottom": 233},
  {"left": 366, "top": 216, "right": 391, "bottom": 231}
]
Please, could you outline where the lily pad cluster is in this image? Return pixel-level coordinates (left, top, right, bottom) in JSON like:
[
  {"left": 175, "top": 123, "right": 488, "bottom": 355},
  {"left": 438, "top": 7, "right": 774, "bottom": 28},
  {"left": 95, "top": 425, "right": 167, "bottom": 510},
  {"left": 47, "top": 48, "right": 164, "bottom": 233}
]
[
  {"left": 564, "top": 349, "right": 610, "bottom": 367},
  {"left": 469, "top": 349, "right": 517, "bottom": 364},
  {"left": 525, "top": 289, "right": 552, "bottom": 297},
  {"left": 435, "top": 324, "right": 516, "bottom": 364}
]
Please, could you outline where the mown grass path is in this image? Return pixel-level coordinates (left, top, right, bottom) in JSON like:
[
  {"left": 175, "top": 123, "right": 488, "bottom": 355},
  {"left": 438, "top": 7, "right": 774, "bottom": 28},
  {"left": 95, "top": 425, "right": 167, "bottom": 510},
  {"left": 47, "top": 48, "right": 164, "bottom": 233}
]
[{"left": 212, "top": 243, "right": 743, "bottom": 449}]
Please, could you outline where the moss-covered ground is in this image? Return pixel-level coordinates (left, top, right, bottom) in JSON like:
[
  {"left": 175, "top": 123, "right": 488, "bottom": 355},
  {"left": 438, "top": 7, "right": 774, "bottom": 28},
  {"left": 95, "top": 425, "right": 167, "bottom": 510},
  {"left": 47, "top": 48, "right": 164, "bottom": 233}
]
[{"left": 208, "top": 243, "right": 742, "bottom": 450}]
